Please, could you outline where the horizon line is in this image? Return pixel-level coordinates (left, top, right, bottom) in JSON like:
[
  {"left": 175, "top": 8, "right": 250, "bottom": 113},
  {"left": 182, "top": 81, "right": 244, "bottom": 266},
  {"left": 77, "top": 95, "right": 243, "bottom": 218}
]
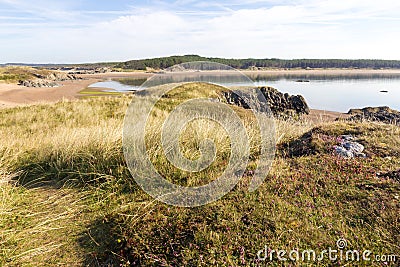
[{"left": 2, "top": 55, "right": 400, "bottom": 65}]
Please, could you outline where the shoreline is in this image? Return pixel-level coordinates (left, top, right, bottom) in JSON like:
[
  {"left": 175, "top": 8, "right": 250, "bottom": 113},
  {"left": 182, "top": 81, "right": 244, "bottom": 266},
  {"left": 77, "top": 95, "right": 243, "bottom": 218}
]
[
  {"left": 306, "top": 109, "right": 349, "bottom": 123},
  {"left": 0, "top": 82, "right": 348, "bottom": 123},
  {"left": 82, "top": 68, "right": 400, "bottom": 78},
  {"left": 0, "top": 68, "right": 398, "bottom": 117}
]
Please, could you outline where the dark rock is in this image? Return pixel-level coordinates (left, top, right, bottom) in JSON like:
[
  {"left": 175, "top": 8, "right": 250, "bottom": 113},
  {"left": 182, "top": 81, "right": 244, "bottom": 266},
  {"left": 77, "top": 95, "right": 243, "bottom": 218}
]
[
  {"left": 32, "top": 73, "right": 46, "bottom": 79},
  {"left": 221, "top": 86, "right": 309, "bottom": 117},
  {"left": 259, "top": 86, "right": 310, "bottom": 116},
  {"left": 345, "top": 106, "right": 400, "bottom": 125},
  {"left": 222, "top": 91, "right": 251, "bottom": 110},
  {"left": 340, "top": 135, "right": 354, "bottom": 142},
  {"left": 291, "top": 95, "right": 310, "bottom": 114},
  {"left": 279, "top": 129, "right": 332, "bottom": 157}
]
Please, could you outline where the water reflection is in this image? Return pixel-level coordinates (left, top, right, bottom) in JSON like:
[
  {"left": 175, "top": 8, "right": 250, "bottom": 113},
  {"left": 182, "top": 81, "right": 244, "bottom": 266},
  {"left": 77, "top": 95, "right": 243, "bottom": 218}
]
[
  {"left": 248, "top": 73, "right": 400, "bottom": 82},
  {"left": 90, "top": 73, "right": 400, "bottom": 112}
]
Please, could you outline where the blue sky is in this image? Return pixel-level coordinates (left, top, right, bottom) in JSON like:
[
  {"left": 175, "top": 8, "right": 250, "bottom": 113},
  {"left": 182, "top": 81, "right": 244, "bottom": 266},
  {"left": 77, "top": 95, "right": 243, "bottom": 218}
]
[{"left": 1, "top": 0, "right": 400, "bottom": 63}]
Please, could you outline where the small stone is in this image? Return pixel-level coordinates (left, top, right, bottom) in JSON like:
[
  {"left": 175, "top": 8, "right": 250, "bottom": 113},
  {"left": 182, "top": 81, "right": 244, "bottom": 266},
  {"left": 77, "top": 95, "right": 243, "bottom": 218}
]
[
  {"left": 354, "top": 152, "right": 366, "bottom": 158},
  {"left": 343, "top": 142, "right": 364, "bottom": 154},
  {"left": 334, "top": 146, "right": 354, "bottom": 158}
]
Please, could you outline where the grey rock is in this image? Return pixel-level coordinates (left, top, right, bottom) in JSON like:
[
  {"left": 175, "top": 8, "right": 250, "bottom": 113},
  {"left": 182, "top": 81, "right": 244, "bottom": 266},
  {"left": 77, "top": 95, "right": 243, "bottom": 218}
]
[
  {"left": 334, "top": 146, "right": 354, "bottom": 158},
  {"left": 46, "top": 73, "right": 79, "bottom": 81},
  {"left": 18, "top": 72, "right": 79, "bottom": 88},
  {"left": 343, "top": 142, "right": 364, "bottom": 154},
  {"left": 334, "top": 138, "right": 366, "bottom": 159},
  {"left": 18, "top": 79, "right": 59, "bottom": 88}
]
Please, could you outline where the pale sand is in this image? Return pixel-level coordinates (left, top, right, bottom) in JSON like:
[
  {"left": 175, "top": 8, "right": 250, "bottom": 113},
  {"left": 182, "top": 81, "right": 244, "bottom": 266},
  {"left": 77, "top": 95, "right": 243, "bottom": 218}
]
[
  {"left": 0, "top": 79, "right": 99, "bottom": 109},
  {"left": 305, "top": 109, "right": 349, "bottom": 124},
  {"left": 79, "top": 72, "right": 153, "bottom": 79}
]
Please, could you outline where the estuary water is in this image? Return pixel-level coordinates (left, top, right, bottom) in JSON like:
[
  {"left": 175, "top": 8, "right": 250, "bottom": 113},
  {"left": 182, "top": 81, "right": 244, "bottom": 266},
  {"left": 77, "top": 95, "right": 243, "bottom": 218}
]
[{"left": 89, "top": 73, "right": 400, "bottom": 113}]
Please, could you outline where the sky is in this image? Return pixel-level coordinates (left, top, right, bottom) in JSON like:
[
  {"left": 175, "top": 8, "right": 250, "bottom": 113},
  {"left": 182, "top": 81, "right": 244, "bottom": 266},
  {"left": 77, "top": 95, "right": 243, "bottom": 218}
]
[{"left": 1, "top": 0, "right": 400, "bottom": 63}]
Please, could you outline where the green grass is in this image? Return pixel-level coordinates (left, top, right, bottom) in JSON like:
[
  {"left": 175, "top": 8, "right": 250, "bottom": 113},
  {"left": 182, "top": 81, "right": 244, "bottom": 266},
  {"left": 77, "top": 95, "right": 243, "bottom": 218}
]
[
  {"left": 78, "top": 88, "right": 123, "bottom": 98},
  {"left": 0, "top": 83, "right": 399, "bottom": 266}
]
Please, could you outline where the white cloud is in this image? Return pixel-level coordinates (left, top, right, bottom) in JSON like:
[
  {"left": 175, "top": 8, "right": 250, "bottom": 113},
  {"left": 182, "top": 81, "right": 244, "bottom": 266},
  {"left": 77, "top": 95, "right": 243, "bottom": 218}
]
[{"left": 1, "top": 0, "right": 400, "bottom": 62}]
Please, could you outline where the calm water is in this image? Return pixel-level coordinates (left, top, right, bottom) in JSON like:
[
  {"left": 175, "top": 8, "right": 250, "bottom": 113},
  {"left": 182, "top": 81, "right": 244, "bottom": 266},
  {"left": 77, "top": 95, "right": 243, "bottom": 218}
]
[
  {"left": 89, "top": 74, "right": 400, "bottom": 112},
  {"left": 88, "top": 80, "right": 139, "bottom": 92},
  {"left": 259, "top": 76, "right": 400, "bottom": 112}
]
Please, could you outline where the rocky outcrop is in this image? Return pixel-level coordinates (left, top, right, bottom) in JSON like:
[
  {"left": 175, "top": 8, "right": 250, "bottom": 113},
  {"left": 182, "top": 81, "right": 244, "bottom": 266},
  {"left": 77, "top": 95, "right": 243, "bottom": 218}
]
[
  {"left": 280, "top": 129, "right": 368, "bottom": 159},
  {"left": 46, "top": 73, "right": 80, "bottom": 81},
  {"left": 18, "top": 80, "right": 59, "bottom": 88},
  {"left": 222, "top": 86, "right": 310, "bottom": 117},
  {"left": 19, "top": 72, "right": 80, "bottom": 88},
  {"left": 261, "top": 87, "right": 309, "bottom": 116},
  {"left": 31, "top": 72, "right": 79, "bottom": 81},
  {"left": 345, "top": 106, "right": 400, "bottom": 125}
]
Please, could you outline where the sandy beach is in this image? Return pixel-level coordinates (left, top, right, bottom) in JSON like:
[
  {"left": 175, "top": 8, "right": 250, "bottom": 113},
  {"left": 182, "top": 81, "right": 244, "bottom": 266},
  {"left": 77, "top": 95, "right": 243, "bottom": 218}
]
[
  {"left": 0, "top": 72, "right": 154, "bottom": 109},
  {"left": 0, "top": 79, "right": 99, "bottom": 108}
]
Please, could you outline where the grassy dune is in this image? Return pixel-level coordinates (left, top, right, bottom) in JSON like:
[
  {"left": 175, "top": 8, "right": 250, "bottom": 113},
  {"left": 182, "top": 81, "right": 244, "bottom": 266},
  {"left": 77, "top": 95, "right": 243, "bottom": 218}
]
[
  {"left": 0, "top": 67, "right": 53, "bottom": 83},
  {"left": 0, "top": 83, "right": 399, "bottom": 266}
]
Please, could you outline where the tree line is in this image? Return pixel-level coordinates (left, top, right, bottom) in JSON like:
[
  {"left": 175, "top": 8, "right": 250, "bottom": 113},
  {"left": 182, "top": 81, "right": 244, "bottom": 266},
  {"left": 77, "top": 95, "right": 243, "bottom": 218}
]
[{"left": 115, "top": 55, "right": 400, "bottom": 70}]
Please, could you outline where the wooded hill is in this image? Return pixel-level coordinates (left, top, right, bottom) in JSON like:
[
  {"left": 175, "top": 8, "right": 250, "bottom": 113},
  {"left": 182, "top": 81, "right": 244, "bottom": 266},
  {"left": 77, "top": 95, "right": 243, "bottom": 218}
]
[
  {"left": 115, "top": 55, "right": 400, "bottom": 70},
  {"left": 4, "top": 55, "right": 400, "bottom": 70}
]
